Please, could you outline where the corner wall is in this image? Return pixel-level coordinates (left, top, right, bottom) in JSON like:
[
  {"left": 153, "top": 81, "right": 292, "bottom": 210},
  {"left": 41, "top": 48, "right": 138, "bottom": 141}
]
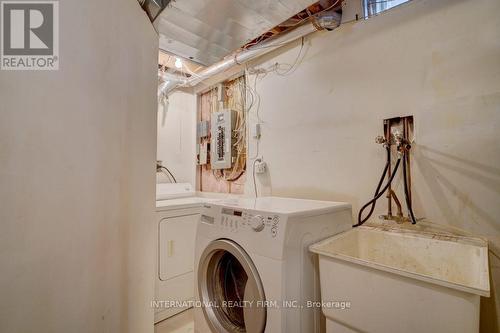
[
  {"left": 157, "top": 91, "right": 197, "bottom": 185},
  {"left": 245, "top": 0, "right": 500, "bottom": 329},
  {"left": 0, "top": 0, "right": 158, "bottom": 332}
]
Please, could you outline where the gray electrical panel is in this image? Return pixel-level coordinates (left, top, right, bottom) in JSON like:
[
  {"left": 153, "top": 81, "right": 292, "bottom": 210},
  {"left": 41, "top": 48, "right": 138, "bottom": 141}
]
[
  {"left": 210, "top": 109, "right": 237, "bottom": 170},
  {"left": 197, "top": 120, "right": 210, "bottom": 138}
]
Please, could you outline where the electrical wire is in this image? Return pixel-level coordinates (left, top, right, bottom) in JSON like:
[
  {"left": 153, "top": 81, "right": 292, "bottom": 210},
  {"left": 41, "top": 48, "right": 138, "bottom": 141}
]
[
  {"left": 244, "top": 0, "right": 411, "bottom": 54},
  {"left": 252, "top": 158, "right": 261, "bottom": 198},
  {"left": 186, "top": 17, "right": 311, "bottom": 189},
  {"left": 242, "top": 0, "right": 343, "bottom": 51},
  {"left": 222, "top": 76, "right": 247, "bottom": 182},
  {"left": 274, "top": 37, "right": 306, "bottom": 76},
  {"left": 366, "top": 0, "right": 409, "bottom": 5},
  {"left": 185, "top": 0, "right": 416, "bottom": 197},
  {"left": 160, "top": 0, "right": 411, "bottom": 95},
  {"left": 198, "top": 76, "right": 248, "bottom": 186},
  {"left": 224, "top": 170, "right": 245, "bottom": 182},
  {"left": 242, "top": 68, "right": 262, "bottom": 162}
]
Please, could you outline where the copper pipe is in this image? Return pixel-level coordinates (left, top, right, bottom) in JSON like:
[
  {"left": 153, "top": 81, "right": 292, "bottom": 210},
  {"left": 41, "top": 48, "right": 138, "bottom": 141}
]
[
  {"left": 389, "top": 189, "right": 403, "bottom": 218},
  {"left": 385, "top": 120, "right": 392, "bottom": 217},
  {"left": 404, "top": 118, "right": 412, "bottom": 203}
]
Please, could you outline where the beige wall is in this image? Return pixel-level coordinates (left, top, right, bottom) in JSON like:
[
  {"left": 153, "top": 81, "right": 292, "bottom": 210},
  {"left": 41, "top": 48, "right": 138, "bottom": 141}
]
[
  {"left": 157, "top": 91, "right": 197, "bottom": 185},
  {"left": 244, "top": 0, "right": 500, "bottom": 329},
  {"left": 0, "top": 0, "right": 158, "bottom": 332}
]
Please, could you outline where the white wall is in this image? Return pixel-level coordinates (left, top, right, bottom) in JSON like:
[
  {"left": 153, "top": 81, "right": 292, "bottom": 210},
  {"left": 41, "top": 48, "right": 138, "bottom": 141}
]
[
  {"left": 0, "top": 0, "right": 158, "bottom": 332},
  {"left": 245, "top": 0, "right": 500, "bottom": 329},
  {"left": 157, "top": 91, "right": 197, "bottom": 185}
]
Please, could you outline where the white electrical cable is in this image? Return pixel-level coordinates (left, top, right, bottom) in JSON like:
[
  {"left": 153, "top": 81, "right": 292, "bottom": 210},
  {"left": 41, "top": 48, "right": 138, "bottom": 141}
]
[{"left": 252, "top": 158, "right": 262, "bottom": 197}]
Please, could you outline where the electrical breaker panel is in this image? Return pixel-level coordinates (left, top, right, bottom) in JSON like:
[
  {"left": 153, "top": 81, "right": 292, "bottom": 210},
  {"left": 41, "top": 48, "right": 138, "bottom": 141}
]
[{"left": 210, "top": 109, "right": 236, "bottom": 170}]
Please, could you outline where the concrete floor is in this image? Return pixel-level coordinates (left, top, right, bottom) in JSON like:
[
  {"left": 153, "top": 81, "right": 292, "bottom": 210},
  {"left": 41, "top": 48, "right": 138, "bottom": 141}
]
[{"left": 154, "top": 309, "right": 194, "bottom": 333}]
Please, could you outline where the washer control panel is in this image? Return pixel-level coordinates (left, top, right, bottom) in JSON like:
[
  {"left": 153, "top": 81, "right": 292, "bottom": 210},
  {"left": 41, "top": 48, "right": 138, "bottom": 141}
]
[{"left": 220, "top": 208, "right": 281, "bottom": 238}]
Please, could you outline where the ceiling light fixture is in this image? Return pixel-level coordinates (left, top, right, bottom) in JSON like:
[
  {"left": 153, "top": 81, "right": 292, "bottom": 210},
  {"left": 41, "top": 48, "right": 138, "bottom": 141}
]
[{"left": 174, "top": 58, "right": 182, "bottom": 69}]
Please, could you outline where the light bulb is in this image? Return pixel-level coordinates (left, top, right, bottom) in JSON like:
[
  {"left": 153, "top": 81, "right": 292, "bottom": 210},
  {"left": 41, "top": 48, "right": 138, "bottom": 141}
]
[{"left": 174, "top": 58, "right": 182, "bottom": 69}]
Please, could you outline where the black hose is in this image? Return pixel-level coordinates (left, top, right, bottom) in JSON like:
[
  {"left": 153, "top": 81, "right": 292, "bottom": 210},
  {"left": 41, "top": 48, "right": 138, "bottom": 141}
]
[
  {"left": 402, "top": 152, "right": 417, "bottom": 224},
  {"left": 355, "top": 157, "right": 402, "bottom": 227},
  {"left": 356, "top": 147, "right": 390, "bottom": 226},
  {"left": 160, "top": 166, "right": 177, "bottom": 183}
]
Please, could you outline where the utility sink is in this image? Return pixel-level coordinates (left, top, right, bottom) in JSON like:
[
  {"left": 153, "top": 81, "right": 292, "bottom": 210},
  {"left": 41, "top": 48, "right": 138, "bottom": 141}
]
[{"left": 310, "top": 225, "right": 490, "bottom": 333}]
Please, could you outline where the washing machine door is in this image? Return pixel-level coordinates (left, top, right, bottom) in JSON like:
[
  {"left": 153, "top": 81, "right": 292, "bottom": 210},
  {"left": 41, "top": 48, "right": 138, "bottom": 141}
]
[{"left": 198, "top": 239, "right": 266, "bottom": 333}]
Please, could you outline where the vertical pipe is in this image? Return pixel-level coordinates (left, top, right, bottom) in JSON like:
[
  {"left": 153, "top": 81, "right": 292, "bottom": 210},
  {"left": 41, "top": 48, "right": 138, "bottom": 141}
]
[
  {"left": 385, "top": 120, "right": 392, "bottom": 217},
  {"left": 404, "top": 118, "right": 412, "bottom": 203}
]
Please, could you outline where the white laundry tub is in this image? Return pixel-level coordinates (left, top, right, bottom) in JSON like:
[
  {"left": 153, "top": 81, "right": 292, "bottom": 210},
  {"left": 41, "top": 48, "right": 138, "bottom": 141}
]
[{"left": 309, "top": 225, "right": 490, "bottom": 333}]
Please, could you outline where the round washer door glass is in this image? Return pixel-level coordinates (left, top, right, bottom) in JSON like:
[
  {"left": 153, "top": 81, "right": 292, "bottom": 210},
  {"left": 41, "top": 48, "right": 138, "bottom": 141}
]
[{"left": 198, "top": 239, "right": 266, "bottom": 333}]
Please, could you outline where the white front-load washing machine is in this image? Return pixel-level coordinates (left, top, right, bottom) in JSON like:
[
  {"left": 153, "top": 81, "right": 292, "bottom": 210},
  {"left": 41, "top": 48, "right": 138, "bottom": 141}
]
[{"left": 194, "top": 196, "right": 352, "bottom": 333}]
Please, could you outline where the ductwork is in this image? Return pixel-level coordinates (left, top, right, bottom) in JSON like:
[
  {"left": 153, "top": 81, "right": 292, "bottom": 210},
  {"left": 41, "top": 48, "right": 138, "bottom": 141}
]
[
  {"left": 139, "top": 0, "right": 171, "bottom": 22},
  {"left": 154, "top": 0, "right": 323, "bottom": 66},
  {"left": 158, "top": 11, "right": 341, "bottom": 97},
  {"left": 157, "top": 71, "right": 188, "bottom": 98}
]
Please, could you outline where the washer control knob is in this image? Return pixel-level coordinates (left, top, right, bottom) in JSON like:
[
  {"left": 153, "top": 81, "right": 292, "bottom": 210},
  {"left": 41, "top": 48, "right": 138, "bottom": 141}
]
[{"left": 250, "top": 215, "right": 265, "bottom": 232}]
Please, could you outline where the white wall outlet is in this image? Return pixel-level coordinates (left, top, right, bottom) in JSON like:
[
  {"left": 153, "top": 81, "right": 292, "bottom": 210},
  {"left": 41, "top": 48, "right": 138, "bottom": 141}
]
[{"left": 255, "top": 160, "right": 267, "bottom": 174}]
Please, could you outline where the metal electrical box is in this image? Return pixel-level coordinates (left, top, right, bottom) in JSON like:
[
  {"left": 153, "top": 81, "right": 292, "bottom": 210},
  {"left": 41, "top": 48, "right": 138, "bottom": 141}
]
[
  {"left": 197, "top": 120, "right": 210, "bottom": 138},
  {"left": 198, "top": 142, "right": 208, "bottom": 165},
  {"left": 210, "top": 109, "right": 237, "bottom": 170}
]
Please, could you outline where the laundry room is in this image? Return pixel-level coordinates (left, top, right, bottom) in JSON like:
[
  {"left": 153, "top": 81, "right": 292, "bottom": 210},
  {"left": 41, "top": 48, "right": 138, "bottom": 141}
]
[{"left": 0, "top": 0, "right": 499, "bottom": 333}]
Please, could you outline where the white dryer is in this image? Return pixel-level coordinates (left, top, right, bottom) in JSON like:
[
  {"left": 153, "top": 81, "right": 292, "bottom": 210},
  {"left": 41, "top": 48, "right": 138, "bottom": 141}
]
[
  {"left": 194, "top": 197, "right": 352, "bottom": 333},
  {"left": 155, "top": 183, "right": 208, "bottom": 323}
]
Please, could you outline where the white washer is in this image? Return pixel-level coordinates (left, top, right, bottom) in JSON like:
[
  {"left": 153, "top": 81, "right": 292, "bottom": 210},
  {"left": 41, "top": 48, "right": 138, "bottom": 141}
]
[
  {"left": 194, "top": 197, "right": 352, "bottom": 333},
  {"left": 155, "top": 183, "right": 212, "bottom": 323}
]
